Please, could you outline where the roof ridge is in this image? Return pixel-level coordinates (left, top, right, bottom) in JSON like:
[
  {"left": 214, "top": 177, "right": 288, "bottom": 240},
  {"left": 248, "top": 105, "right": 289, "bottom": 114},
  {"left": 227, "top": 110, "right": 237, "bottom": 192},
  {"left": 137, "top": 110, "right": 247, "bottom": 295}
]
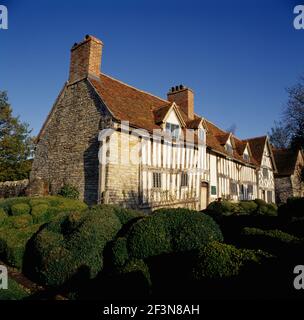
[
  {"left": 245, "top": 135, "right": 267, "bottom": 141},
  {"left": 101, "top": 72, "right": 170, "bottom": 105}
]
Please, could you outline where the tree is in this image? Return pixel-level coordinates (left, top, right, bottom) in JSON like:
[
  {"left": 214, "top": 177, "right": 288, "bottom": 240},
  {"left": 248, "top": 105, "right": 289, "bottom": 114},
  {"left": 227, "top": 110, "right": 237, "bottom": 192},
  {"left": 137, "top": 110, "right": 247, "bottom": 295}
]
[
  {"left": 0, "top": 91, "right": 33, "bottom": 182},
  {"left": 268, "top": 121, "right": 289, "bottom": 149},
  {"left": 269, "top": 75, "right": 304, "bottom": 150}
]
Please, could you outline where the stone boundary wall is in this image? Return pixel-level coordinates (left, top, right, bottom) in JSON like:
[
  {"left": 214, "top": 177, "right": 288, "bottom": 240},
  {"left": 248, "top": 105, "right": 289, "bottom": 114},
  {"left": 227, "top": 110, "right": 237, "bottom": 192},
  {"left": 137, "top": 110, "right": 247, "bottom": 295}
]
[{"left": 0, "top": 179, "right": 29, "bottom": 199}]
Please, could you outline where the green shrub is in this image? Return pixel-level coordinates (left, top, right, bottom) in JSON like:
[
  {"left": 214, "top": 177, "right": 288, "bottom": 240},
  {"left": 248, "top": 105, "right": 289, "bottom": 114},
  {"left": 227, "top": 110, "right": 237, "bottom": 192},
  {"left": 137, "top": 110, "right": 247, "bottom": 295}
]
[
  {"left": 191, "top": 241, "right": 270, "bottom": 280},
  {"left": 238, "top": 201, "right": 258, "bottom": 214},
  {"left": 240, "top": 227, "right": 302, "bottom": 255},
  {"left": 10, "top": 214, "right": 33, "bottom": 229},
  {"left": 126, "top": 208, "right": 223, "bottom": 260},
  {"left": 253, "top": 199, "right": 277, "bottom": 216},
  {"left": 207, "top": 200, "right": 239, "bottom": 216},
  {"left": 118, "top": 259, "right": 151, "bottom": 283},
  {"left": 285, "top": 217, "right": 304, "bottom": 237},
  {"left": 11, "top": 203, "right": 31, "bottom": 216},
  {"left": 110, "top": 237, "right": 129, "bottom": 268},
  {"left": 0, "top": 208, "right": 8, "bottom": 226},
  {"left": 278, "top": 197, "right": 304, "bottom": 218},
  {"left": 0, "top": 225, "right": 41, "bottom": 269},
  {"left": 28, "top": 207, "right": 122, "bottom": 287},
  {"left": 0, "top": 196, "right": 88, "bottom": 270},
  {"left": 57, "top": 185, "right": 80, "bottom": 200},
  {"left": 31, "top": 204, "right": 50, "bottom": 224},
  {"left": 0, "top": 278, "right": 30, "bottom": 300}
]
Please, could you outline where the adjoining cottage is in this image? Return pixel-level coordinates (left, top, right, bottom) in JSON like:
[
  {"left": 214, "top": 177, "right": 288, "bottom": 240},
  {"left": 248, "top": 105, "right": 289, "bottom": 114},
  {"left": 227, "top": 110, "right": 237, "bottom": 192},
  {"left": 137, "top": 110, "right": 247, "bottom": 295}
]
[
  {"left": 30, "top": 35, "right": 277, "bottom": 210},
  {"left": 273, "top": 148, "right": 304, "bottom": 203}
]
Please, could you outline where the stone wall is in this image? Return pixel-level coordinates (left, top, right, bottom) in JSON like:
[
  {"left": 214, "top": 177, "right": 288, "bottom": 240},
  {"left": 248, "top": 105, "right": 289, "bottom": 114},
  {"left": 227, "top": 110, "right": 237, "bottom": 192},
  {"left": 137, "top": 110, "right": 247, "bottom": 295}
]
[
  {"left": 275, "top": 176, "right": 292, "bottom": 203},
  {"left": 0, "top": 179, "right": 29, "bottom": 198},
  {"left": 30, "top": 79, "right": 110, "bottom": 205}
]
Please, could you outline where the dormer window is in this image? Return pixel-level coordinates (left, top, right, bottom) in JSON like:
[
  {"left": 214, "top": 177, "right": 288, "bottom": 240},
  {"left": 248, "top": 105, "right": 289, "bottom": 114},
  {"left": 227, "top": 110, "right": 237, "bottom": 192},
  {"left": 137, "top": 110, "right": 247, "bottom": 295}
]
[
  {"left": 243, "top": 153, "right": 250, "bottom": 162},
  {"left": 225, "top": 144, "right": 233, "bottom": 155},
  {"left": 198, "top": 128, "right": 205, "bottom": 141},
  {"left": 165, "top": 122, "right": 180, "bottom": 139}
]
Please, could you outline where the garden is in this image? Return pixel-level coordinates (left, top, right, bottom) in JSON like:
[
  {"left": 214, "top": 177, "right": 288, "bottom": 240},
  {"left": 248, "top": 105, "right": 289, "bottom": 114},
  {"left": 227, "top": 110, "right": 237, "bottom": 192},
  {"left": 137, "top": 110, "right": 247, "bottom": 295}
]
[{"left": 0, "top": 195, "right": 304, "bottom": 300}]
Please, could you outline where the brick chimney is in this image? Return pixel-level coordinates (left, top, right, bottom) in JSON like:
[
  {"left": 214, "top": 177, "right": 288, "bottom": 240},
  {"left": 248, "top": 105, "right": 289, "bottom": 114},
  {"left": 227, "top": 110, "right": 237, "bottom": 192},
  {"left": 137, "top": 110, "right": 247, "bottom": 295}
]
[
  {"left": 69, "top": 35, "right": 103, "bottom": 83},
  {"left": 167, "top": 85, "right": 194, "bottom": 120}
]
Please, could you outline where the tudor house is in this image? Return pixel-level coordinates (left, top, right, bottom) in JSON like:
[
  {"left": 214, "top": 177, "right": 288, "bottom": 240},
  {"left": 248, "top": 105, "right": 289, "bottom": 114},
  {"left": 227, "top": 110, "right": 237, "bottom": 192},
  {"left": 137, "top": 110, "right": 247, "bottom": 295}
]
[{"left": 30, "top": 35, "right": 277, "bottom": 210}]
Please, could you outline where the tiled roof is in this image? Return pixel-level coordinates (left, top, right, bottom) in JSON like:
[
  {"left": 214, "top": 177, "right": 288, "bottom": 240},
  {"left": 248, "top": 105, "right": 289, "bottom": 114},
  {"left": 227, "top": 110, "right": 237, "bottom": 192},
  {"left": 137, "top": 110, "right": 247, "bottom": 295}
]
[
  {"left": 273, "top": 148, "right": 299, "bottom": 176},
  {"left": 89, "top": 73, "right": 267, "bottom": 167},
  {"left": 246, "top": 136, "right": 267, "bottom": 165}
]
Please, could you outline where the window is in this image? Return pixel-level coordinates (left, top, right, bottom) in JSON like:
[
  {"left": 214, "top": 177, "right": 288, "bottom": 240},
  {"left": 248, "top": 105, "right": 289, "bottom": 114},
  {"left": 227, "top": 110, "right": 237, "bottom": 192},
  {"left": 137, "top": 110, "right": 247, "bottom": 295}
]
[
  {"left": 267, "top": 191, "right": 272, "bottom": 203},
  {"left": 165, "top": 122, "right": 180, "bottom": 139},
  {"left": 263, "top": 168, "right": 269, "bottom": 179},
  {"left": 243, "top": 153, "right": 250, "bottom": 162},
  {"left": 230, "top": 182, "right": 237, "bottom": 195},
  {"left": 198, "top": 128, "right": 205, "bottom": 141},
  {"left": 225, "top": 144, "right": 233, "bottom": 155},
  {"left": 181, "top": 172, "right": 188, "bottom": 187},
  {"left": 153, "top": 172, "right": 162, "bottom": 188},
  {"left": 248, "top": 184, "right": 253, "bottom": 195},
  {"left": 211, "top": 185, "right": 217, "bottom": 195},
  {"left": 240, "top": 184, "right": 245, "bottom": 195}
]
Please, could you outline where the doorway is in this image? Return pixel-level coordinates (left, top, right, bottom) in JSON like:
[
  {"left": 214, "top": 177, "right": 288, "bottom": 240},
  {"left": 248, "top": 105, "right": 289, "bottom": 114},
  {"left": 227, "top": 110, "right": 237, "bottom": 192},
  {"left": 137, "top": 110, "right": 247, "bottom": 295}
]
[{"left": 200, "top": 181, "right": 209, "bottom": 210}]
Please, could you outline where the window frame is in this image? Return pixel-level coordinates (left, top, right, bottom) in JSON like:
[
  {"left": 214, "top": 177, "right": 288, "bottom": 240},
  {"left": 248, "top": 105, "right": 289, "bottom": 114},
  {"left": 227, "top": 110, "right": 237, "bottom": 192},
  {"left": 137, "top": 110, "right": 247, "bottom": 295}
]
[
  {"left": 165, "top": 122, "right": 180, "bottom": 139},
  {"left": 181, "top": 172, "right": 188, "bottom": 187},
  {"left": 152, "top": 172, "right": 162, "bottom": 189}
]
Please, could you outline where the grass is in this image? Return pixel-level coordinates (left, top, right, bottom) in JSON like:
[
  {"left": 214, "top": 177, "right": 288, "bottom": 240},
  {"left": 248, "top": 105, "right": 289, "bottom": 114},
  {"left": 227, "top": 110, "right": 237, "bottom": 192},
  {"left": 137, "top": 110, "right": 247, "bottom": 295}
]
[{"left": 0, "top": 278, "right": 30, "bottom": 300}]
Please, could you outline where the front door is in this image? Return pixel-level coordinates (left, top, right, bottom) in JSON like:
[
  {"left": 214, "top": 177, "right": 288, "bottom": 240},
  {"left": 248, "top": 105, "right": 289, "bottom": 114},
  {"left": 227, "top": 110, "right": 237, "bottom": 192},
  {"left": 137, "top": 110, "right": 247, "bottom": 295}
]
[{"left": 200, "top": 182, "right": 208, "bottom": 210}]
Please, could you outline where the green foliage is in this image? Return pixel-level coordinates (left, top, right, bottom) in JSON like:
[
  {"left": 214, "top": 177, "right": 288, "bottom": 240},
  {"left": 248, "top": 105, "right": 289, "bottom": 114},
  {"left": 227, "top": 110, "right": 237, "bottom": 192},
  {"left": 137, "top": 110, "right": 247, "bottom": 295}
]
[
  {"left": 191, "top": 241, "right": 270, "bottom": 280},
  {"left": 29, "top": 207, "right": 122, "bottom": 287},
  {"left": 279, "top": 197, "right": 304, "bottom": 218},
  {"left": 0, "top": 91, "right": 33, "bottom": 182},
  {"left": 240, "top": 227, "right": 302, "bottom": 255},
  {"left": 109, "top": 237, "right": 129, "bottom": 268},
  {"left": 0, "top": 208, "right": 7, "bottom": 226},
  {"left": 254, "top": 199, "right": 277, "bottom": 216},
  {"left": 117, "top": 258, "right": 151, "bottom": 285},
  {"left": 57, "top": 185, "right": 80, "bottom": 200},
  {"left": 126, "top": 208, "right": 223, "bottom": 260},
  {"left": 10, "top": 214, "right": 33, "bottom": 229},
  {"left": 0, "top": 225, "right": 40, "bottom": 268},
  {"left": 238, "top": 201, "right": 258, "bottom": 214},
  {"left": 11, "top": 203, "right": 31, "bottom": 216},
  {"left": 0, "top": 278, "right": 30, "bottom": 300},
  {"left": 0, "top": 196, "right": 88, "bottom": 270},
  {"left": 207, "top": 200, "right": 239, "bottom": 216}
]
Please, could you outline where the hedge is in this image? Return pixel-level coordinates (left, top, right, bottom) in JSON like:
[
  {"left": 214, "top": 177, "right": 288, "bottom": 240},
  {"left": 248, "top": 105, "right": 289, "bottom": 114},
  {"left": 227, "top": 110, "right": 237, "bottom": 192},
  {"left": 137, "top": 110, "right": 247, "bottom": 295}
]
[
  {"left": 27, "top": 207, "right": 122, "bottom": 287},
  {"left": 278, "top": 197, "right": 304, "bottom": 219},
  {"left": 126, "top": 208, "right": 223, "bottom": 260},
  {"left": 109, "top": 237, "right": 129, "bottom": 269},
  {"left": 207, "top": 200, "right": 239, "bottom": 216},
  {"left": 191, "top": 241, "right": 270, "bottom": 280},
  {"left": 0, "top": 196, "right": 88, "bottom": 270},
  {"left": 240, "top": 227, "right": 302, "bottom": 256}
]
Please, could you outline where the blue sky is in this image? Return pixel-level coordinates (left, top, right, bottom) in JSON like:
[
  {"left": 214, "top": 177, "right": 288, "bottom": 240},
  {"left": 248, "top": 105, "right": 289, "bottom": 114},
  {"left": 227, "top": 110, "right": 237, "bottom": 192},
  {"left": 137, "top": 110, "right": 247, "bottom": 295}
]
[{"left": 1, "top": 0, "right": 303, "bottom": 139}]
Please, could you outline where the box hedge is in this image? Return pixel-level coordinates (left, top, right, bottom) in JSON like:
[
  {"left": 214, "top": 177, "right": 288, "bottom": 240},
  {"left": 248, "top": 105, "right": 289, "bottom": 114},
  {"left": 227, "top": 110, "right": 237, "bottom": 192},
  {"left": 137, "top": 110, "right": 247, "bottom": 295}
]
[
  {"left": 278, "top": 197, "right": 304, "bottom": 219},
  {"left": 207, "top": 200, "right": 239, "bottom": 216},
  {"left": 27, "top": 207, "right": 122, "bottom": 287},
  {"left": 0, "top": 196, "right": 88, "bottom": 270},
  {"left": 240, "top": 227, "right": 302, "bottom": 256},
  {"left": 126, "top": 208, "right": 223, "bottom": 260}
]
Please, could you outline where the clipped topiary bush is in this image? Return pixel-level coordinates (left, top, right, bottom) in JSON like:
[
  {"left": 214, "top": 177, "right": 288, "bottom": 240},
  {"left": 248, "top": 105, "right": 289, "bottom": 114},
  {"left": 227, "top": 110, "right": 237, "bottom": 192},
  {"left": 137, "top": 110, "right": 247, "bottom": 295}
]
[
  {"left": 278, "top": 197, "right": 304, "bottom": 219},
  {"left": 207, "top": 200, "right": 239, "bottom": 216},
  {"left": 10, "top": 214, "right": 33, "bottom": 229},
  {"left": 0, "top": 196, "right": 88, "bottom": 270},
  {"left": 27, "top": 207, "right": 122, "bottom": 287},
  {"left": 254, "top": 199, "right": 277, "bottom": 216},
  {"left": 57, "top": 185, "right": 80, "bottom": 200},
  {"left": 191, "top": 241, "right": 269, "bottom": 280},
  {"left": 240, "top": 227, "right": 302, "bottom": 256},
  {"left": 126, "top": 208, "right": 223, "bottom": 260},
  {"left": 238, "top": 201, "right": 258, "bottom": 214},
  {"left": 11, "top": 203, "right": 31, "bottom": 216},
  {"left": 109, "top": 237, "right": 129, "bottom": 269}
]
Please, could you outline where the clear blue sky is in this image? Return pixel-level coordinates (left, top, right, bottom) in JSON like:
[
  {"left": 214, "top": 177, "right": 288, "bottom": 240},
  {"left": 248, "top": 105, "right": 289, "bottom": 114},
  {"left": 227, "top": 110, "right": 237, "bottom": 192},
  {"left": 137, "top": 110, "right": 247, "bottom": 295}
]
[{"left": 1, "top": 0, "right": 303, "bottom": 139}]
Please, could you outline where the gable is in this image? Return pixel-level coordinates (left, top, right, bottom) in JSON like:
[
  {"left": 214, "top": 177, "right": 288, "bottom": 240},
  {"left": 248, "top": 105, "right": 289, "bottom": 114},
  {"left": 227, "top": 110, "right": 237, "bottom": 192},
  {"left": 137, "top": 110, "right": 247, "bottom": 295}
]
[{"left": 165, "top": 107, "right": 182, "bottom": 126}]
